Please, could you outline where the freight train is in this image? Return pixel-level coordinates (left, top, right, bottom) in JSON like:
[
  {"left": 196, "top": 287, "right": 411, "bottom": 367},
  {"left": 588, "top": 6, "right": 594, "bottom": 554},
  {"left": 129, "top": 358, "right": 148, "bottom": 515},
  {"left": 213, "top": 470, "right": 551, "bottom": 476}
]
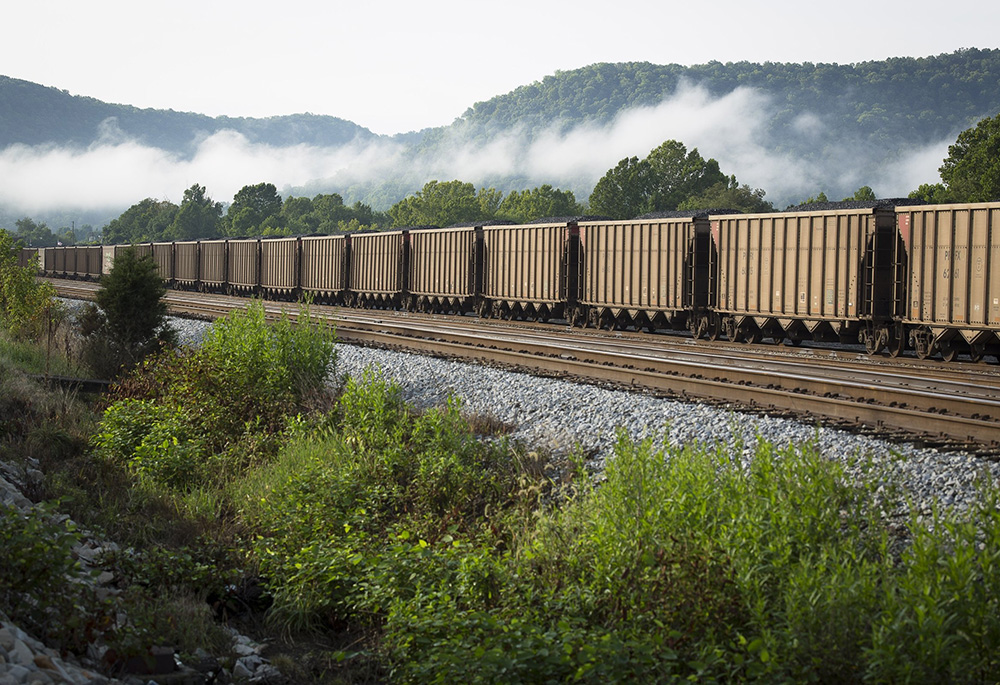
[{"left": 22, "top": 201, "right": 1000, "bottom": 363}]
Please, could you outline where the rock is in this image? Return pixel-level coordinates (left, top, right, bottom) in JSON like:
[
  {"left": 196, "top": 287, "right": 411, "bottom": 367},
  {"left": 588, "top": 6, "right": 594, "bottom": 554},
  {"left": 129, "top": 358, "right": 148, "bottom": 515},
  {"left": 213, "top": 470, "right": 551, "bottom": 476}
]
[
  {"left": 0, "top": 475, "right": 32, "bottom": 511},
  {"left": 248, "top": 664, "right": 283, "bottom": 684},
  {"left": 6, "top": 664, "right": 32, "bottom": 681},
  {"left": 10, "top": 638, "right": 35, "bottom": 666},
  {"left": 0, "top": 627, "right": 13, "bottom": 651},
  {"left": 232, "top": 644, "right": 256, "bottom": 657},
  {"left": 27, "top": 669, "right": 55, "bottom": 684},
  {"left": 232, "top": 660, "right": 254, "bottom": 680},
  {"left": 34, "top": 653, "right": 75, "bottom": 684}
]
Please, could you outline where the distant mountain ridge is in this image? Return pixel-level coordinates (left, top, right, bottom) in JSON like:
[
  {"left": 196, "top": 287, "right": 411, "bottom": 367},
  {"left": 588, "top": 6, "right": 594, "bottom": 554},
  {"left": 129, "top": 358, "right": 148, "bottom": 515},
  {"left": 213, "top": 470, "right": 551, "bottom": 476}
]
[
  {"left": 2, "top": 48, "right": 1000, "bottom": 228},
  {"left": 460, "top": 49, "right": 1000, "bottom": 138},
  {"left": 448, "top": 48, "right": 1000, "bottom": 154},
  {"left": 0, "top": 75, "right": 378, "bottom": 152},
  {"left": 5, "top": 49, "right": 999, "bottom": 156}
]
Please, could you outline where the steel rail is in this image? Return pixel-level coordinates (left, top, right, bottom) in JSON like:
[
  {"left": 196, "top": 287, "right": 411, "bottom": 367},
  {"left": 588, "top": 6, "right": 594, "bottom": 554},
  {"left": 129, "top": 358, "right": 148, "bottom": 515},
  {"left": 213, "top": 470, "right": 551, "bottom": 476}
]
[{"left": 48, "top": 279, "right": 1000, "bottom": 450}]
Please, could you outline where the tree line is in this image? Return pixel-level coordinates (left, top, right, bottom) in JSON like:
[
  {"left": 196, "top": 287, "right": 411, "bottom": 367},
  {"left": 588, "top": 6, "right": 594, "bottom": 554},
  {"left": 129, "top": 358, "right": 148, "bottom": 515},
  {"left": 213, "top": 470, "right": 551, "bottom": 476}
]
[{"left": 4, "top": 111, "right": 999, "bottom": 246}]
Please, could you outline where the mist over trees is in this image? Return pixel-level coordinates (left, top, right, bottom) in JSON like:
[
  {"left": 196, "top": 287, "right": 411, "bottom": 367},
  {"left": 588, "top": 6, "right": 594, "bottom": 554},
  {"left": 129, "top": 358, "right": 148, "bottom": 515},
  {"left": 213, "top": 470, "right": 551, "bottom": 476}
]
[
  {"left": 3, "top": 49, "right": 1000, "bottom": 235},
  {"left": 7, "top": 109, "right": 1000, "bottom": 243}
]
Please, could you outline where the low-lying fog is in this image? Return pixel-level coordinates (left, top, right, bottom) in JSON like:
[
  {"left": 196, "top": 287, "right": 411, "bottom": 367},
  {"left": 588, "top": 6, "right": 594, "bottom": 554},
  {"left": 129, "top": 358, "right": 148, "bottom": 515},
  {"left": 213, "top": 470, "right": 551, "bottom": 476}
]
[{"left": 0, "top": 83, "right": 950, "bottom": 221}]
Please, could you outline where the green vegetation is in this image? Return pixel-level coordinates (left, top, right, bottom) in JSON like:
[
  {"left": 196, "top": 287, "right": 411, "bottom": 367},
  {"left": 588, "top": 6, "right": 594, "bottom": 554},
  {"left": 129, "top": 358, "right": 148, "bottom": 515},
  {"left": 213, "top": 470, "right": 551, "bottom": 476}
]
[
  {"left": 9, "top": 216, "right": 95, "bottom": 247},
  {"left": 92, "top": 300, "right": 335, "bottom": 491},
  {"left": 937, "top": 111, "right": 1000, "bottom": 202},
  {"left": 167, "top": 183, "right": 224, "bottom": 240},
  {"left": 0, "top": 503, "right": 112, "bottom": 652},
  {"left": 101, "top": 185, "right": 386, "bottom": 243},
  {"left": 458, "top": 49, "right": 1000, "bottom": 153},
  {"left": 0, "top": 75, "right": 374, "bottom": 153},
  {"left": 589, "top": 140, "right": 772, "bottom": 218},
  {"left": 679, "top": 175, "right": 774, "bottom": 213},
  {"left": 0, "top": 299, "right": 337, "bottom": 673},
  {"left": 79, "top": 248, "right": 175, "bottom": 377},
  {"left": 3, "top": 293, "right": 1000, "bottom": 681},
  {"left": 234, "top": 407, "right": 1000, "bottom": 683},
  {"left": 908, "top": 112, "right": 1000, "bottom": 204},
  {"left": 0, "top": 229, "right": 58, "bottom": 339},
  {"left": 387, "top": 180, "right": 585, "bottom": 227},
  {"left": 102, "top": 197, "right": 179, "bottom": 245}
]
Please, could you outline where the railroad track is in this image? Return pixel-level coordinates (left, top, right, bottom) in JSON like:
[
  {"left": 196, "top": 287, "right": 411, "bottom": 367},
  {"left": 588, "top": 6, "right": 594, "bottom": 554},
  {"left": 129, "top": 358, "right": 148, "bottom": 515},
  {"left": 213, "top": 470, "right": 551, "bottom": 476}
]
[{"left": 49, "top": 278, "right": 1000, "bottom": 453}]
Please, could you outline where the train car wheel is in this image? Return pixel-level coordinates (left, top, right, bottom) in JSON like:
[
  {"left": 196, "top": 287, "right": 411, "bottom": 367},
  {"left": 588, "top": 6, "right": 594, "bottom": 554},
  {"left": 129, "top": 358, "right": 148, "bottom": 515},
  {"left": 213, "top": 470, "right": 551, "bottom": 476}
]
[
  {"left": 969, "top": 342, "right": 986, "bottom": 363},
  {"left": 722, "top": 318, "right": 736, "bottom": 342},
  {"left": 939, "top": 339, "right": 960, "bottom": 363},
  {"left": 888, "top": 337, "right": 905, "bottom": 357},
  {"left": 911, "top": 328, "right": 934, "bottom": 360},
  {"left": 864, "top": 334, "right": 883, "bottom": 355},
  {"left": 705, "top": 320, "right": 721, "bottom": 341}
]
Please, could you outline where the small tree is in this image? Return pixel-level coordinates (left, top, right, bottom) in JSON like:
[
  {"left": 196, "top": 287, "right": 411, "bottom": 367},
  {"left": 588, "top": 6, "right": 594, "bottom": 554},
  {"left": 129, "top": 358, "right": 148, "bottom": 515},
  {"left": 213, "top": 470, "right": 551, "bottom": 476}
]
[
  {"left": 81, "top": 249, "right": 174, "bottom": 377},
  {"left": 0, "top": 229, "right": 57, "bottom": 339}
]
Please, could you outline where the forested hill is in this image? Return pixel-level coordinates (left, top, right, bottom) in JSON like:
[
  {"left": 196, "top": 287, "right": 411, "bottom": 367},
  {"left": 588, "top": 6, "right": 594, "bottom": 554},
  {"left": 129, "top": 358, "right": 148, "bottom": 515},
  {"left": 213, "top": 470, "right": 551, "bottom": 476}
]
[
  {"left": 0, "top": 75, "right": 377, "bottom": 152},
  {"left": 5, "top": 49, "right": 999, "bottom": 157},
  {"left": 455, "top": 48, "right": 1000, "bottom": 145},
  {"left": 2, "top": 48, "right": 1000, "bottom": 227}
]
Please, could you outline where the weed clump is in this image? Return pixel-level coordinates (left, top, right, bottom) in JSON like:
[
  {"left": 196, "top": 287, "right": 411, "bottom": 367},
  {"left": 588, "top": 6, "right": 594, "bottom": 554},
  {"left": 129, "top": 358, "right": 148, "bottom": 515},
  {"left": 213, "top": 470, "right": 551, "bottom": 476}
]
[{"left": 92, "top": 299, "right": 336, "bottom": 491}]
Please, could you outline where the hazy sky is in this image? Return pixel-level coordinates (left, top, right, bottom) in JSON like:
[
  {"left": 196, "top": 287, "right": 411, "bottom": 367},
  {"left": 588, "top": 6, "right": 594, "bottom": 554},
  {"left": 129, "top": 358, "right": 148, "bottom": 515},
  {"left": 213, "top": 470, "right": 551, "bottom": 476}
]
[{"left": 5, "top": 0, "right": 998, "bottom": 135}]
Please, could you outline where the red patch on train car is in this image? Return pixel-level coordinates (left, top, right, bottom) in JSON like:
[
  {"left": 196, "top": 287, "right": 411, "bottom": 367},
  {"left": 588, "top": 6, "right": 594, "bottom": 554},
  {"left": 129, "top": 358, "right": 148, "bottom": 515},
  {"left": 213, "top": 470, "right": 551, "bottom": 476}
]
[{"left": 897, "top": 214, "right": 911, "bottom": 251}]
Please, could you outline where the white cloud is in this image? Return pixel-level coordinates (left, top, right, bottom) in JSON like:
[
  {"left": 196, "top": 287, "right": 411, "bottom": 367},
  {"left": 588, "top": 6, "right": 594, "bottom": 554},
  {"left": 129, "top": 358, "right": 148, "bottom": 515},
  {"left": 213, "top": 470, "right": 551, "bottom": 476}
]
[{"left": 0, "top": 83, "right": 951, "bottom": 217}]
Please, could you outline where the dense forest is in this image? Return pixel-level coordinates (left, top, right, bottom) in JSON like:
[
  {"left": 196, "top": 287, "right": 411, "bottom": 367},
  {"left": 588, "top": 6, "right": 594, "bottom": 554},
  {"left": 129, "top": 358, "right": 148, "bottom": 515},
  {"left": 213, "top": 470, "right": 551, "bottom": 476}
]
[
  {"left": 0, "top": 75, "right": 376, "bottom": 152},
  {"left": 455, "top": 49, "right": 1000, "bottom": 145}
]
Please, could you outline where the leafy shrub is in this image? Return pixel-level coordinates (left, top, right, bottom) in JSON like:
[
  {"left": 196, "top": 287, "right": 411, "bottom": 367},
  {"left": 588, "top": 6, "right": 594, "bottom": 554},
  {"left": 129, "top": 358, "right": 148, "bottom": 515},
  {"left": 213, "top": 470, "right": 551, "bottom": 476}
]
[
  {"left": 0, "top": 230, "right": 57, "bottom": 339},
  {"left": 81, "top": 248, "right": 175, "bottom": 377},
  {"left": 393, "top": 433, "right": 894, "bottom": 683},
  {"left": 869, "top": 487, "right": 1000, "bottom": 682},
  {"left": 93, "top": 299, "right": 336, "bottom": 490},
  {"left": 0, "top": 503, "right": 112, "bottom": 651},
  {"left": 198, "top": 299, "right": 334, "bottom": 408},
  {"left": 93, "top": 398, "right": 209, "bottom": 489},
  {"left": 242, "top": 372, "right": 528, "bottom": 633}
]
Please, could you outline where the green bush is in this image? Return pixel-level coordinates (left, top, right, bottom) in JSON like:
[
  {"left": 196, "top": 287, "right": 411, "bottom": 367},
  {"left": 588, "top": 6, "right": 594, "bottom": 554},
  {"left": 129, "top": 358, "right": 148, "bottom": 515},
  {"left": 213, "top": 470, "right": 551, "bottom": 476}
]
[
  {"left": 0, "top": 503, "right": 112, "bottom": 651},
  {"left": 93, "top": 299, "right": 336, "bottom": 491},
  {"left": 242, "top": 372, "right": 528, "bottom": 633},
  {"left": 93, "top": 398, "right": 208, "bottom": 489},
  {"left": 0, "top": 230, "right": 57, "bottom": 339},
  {"left": 81, "top": 322, "right": 1000, "bottom": 682},
  {"left": 869, "top": 487, "right": 1000, "bottom": 682},
  {"left": 81, "top": 248, "right": 175, "bottom": 377},
  {"left": 198, "top": 299, "right": 335, "bottom": 408},
  {"left": 376, "top": 433, "right": 901, "bottom": 683}
]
